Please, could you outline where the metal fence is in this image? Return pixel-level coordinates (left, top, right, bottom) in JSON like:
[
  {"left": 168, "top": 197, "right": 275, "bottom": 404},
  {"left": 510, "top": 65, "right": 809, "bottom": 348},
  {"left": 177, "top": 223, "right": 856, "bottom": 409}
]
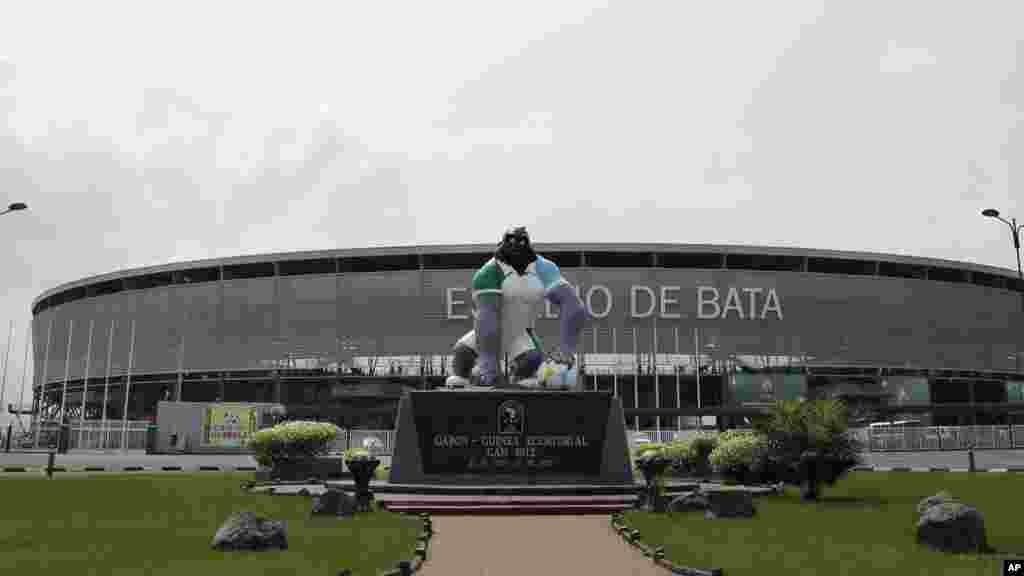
[
  {"left": 851, "top": 426, "right": 1024, "bottom": 452},
  {"left": 69, "top": 422, "right": 151, "bottom": 451},
  {"left": 20, "top": 421, "right": 151, "bottom": 452},
  {"left": 629, "top": 426, "right": 1024, "bottom": 452},
  {"left": 326, "top": 429, "right": 395, "bottom": 455}
]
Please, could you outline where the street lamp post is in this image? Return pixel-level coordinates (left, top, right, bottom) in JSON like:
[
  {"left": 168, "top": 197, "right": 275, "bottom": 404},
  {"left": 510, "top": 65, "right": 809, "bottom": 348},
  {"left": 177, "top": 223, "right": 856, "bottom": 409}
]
[
  {"left": 982, "top": 208, "right": 1024, "bottom": 375},
  {"left": 0, "top": 202, "right": 27, "bottom": 217}
]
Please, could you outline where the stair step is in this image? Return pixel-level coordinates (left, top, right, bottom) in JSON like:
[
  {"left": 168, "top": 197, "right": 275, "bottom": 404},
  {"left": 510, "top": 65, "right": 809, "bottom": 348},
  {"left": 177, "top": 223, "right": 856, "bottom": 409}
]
[
  {"left": 378, "top": 495, "right": 637, "bottom": 505},
  {"left": 385, "top": 503, "right": 631, "bottom": 515}
]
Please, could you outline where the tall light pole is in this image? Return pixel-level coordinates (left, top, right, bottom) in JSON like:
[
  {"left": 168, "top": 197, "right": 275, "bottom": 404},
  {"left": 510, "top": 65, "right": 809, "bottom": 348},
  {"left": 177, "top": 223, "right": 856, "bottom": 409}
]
[
  {"left": 0, "top": 202, "right": 28, "bottom": 217},
  {"left": 982, "top": 208, "right": 1024, "bottom": 375}
]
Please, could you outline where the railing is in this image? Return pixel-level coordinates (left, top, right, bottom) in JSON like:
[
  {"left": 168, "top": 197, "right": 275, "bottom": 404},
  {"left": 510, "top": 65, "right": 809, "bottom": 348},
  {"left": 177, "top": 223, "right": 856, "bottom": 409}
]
[
  {"left": 851, "top": 426, "right": 1024, "bottom": 451},
  {"left": 22, "top": 421, "right": 151, "bottom": 451},
  {"left": 326, "top": 429, "right": 395, "bottom": 456},
  {"left": 69, "top": 422, "right": 150, "bottom": 451},
  {"left": 629, "top": 426, "right": 1024, "bottom": 452}
]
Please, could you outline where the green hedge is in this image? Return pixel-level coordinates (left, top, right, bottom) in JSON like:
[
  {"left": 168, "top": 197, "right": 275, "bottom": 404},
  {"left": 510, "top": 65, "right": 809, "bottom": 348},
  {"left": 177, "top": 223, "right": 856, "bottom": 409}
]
[{"left": 249, "top": 421, "right": 340, "bottom": 467}]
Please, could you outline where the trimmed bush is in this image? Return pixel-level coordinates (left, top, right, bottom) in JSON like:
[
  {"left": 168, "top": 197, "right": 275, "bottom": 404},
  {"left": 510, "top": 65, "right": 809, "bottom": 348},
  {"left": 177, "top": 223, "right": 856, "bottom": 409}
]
[
  {"left": 249, "top": 421, "right": 341, "bottom": 467},
  {"left": 343, "top": 448, "right": 373, "bottom": 464},
  {"left": 709, "top": 433, "right": 766, "bottom": 482}
]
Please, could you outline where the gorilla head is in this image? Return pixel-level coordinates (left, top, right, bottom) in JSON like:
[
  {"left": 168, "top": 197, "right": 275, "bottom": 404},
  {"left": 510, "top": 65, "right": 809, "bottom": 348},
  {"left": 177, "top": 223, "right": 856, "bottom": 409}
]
[{"left": 495, "top": 226, "right": 536, "bottom": 275}]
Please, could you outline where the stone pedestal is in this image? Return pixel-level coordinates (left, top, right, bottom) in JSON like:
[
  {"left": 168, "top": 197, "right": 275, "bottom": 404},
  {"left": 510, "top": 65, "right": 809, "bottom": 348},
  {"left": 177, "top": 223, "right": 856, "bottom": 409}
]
[{"left": 389, "top": 390, "right": 632, "bottom": 486}]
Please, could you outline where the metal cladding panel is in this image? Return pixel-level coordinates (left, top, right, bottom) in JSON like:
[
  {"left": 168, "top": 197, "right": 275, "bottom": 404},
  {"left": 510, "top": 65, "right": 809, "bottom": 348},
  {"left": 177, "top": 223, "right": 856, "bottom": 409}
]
[
  {"left": 422, "top": 270, "right": 479, "bottom": 354},
  {"left": 277, "top": 275, "right": 339, "bottom": 361},
  {"left": 219, "top": 279, "right": 278, "bottom": 371},
  {"left": 174, "top": 283, "right": 221, "bottom": 372},
  {"left": 131, "top": 286, "right": 180, "bottom": 373},
  {"left": 338, "top": 271, "right": 424, "bottom": 355},
  {"left": 35, "top": 293, "right": 140, "bottom": 383}
]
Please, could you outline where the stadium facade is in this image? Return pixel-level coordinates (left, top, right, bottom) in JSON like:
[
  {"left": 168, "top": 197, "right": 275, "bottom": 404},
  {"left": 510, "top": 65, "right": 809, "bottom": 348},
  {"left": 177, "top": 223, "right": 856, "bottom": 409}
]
[{"left": 30, "top": 243, "right": 1024, "bottom": 430}]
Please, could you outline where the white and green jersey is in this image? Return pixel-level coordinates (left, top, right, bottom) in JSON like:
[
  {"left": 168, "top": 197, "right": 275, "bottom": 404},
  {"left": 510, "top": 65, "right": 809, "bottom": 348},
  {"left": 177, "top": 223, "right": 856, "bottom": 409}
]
[{"left": 457, "top": 255, "right": 569, "bottom": 356}]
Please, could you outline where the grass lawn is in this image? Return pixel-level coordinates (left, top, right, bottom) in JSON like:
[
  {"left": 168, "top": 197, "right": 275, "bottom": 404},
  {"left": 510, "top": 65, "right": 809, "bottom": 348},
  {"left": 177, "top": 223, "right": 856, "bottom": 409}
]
[
  {"left": 0, "top": 473, "right": 421, "bottom": 576},
  {"left": 624, "top": 472, "right": 1022, "bottom": 576}
]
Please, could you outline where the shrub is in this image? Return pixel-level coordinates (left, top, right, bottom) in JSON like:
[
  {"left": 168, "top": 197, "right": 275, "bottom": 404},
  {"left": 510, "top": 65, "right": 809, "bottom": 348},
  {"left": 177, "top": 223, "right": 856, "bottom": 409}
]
[
  {"left": 751, "top": 399, "right": 864, "bottom": 497},
  {"left": 709, "top": 433, "right": 766, "bottom": 482},
  {"left": 687, "top": 433, "right": 719, "bottom": 475},
  {"left": 249, "top": 421, "right": 340, "bottom": 467},
  {"left": 633, "top": 442, "right": 665, "bottom": 462},
  {"left": 661, "top": 441, "right": 692, "bottom": 475},
  {"left": 343, "top": 448, "right": 373, "bottom": 463}
]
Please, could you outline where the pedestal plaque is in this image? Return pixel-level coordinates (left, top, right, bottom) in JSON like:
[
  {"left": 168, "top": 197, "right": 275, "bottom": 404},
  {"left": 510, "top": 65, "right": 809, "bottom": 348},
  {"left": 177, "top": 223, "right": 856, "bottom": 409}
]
[{"left": 389, "top": 391, "right": 632, "bottom": 485}]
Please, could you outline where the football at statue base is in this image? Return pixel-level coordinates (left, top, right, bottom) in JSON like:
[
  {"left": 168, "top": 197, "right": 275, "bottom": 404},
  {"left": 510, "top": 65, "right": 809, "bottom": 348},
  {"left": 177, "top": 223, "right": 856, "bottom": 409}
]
[{"left": 536, "top": 361, "right": 578, "bottom": 389}]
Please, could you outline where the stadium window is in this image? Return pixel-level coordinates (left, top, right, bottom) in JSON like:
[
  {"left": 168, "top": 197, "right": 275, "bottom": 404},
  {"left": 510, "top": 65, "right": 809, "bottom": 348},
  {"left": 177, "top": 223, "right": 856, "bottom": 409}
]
[
  {"left": 339, "top": 254, "right": 420, "bottom": 273},
  {"left": 126, "top": 272, "right": 174, "bottom": 290},
  {"left": 971, "top": 272, "right": 1007, "bottom": 290},
  {"left": 878, "top": 261, "right": 926, "bottom": 280},
  {"left": 174, "top": 267, "right": 221, "bottom": 284},
  {"left": 222, "top": 262, "right": 275, "bottom": 280},
  {"left": 725, "top": 253, "right": 804, "bottom": 272},
  {"left": 656, "top": 252, "right": 724, "bottom": 269},
  {"left": 926, "top": 267, "right": 968, "bottom": 284},
  {"left": 88, "top": 279, "right": 125, "bottom": 297},
  {"left": 277, "top": 258, "right": 337, "bottom": 276},
  {"left": 584, "top": 252, "right": 653, "bottom": 268},
  {"left": 806, "top": 257, "right": 876, "bottom": 276},
  {"left": 421, "top": 252, "right": 491, "bottom": 270},
  {"left": 544, "top": 252, "right": 583, "bottom": 268}
]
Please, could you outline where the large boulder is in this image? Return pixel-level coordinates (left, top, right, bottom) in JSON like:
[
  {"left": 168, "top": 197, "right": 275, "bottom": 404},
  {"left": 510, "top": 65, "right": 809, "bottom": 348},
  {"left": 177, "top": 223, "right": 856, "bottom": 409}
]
[
  {"left": 668, "top": 492, "right": 710, "bottom": 514},
  {"left": 916, "top": 499, "right": 988, "bottom": 554},
  {"left": 212, "top": 511, "right": 288, "bottom": 551},
  {"left": 704, "top": 489, "right": 756, "bottom": 519},
  {"left": 916, "top": 492, "right": 955, "bottom": 515},
  {"left": 311, "top": 488, "right": 358, "bottom": 518}
]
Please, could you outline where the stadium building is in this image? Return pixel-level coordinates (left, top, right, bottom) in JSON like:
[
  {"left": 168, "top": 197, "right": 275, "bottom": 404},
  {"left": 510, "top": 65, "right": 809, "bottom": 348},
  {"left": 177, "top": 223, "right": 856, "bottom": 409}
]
[{"left": 30, "top": 243, "right": 1024, "bottom": 432}]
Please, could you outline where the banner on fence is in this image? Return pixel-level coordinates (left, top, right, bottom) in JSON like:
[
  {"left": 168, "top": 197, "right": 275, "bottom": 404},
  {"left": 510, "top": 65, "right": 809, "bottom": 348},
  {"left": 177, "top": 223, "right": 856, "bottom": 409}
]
[
  {"left": 202, "top": 404, "right": 258, "bottom": 448},
  {"left": 1007, "top": 381, "right": 1024, "bottom": 402},
  {"left": 730, "top": 373, "right": 806, "bottom": 404}
]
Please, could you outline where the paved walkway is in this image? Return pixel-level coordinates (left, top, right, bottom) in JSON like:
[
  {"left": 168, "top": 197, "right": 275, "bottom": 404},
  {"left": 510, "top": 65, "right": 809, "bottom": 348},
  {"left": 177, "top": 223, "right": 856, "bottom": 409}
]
[{"left": 416, "top": 515, "right": 669, "bottom": 576}]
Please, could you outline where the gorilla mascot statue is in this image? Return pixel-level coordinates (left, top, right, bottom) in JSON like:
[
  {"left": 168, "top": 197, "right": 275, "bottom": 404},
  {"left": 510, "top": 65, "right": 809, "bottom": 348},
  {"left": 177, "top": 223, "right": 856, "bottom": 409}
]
[{"left": 444, "top": 227, "right": 588, "bottom": 389}]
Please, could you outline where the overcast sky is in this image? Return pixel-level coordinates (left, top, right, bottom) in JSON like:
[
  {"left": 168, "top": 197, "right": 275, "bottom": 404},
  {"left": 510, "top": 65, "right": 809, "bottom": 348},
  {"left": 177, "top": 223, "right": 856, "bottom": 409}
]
[{"left": 0, "top": 1, "right": 1022, "bottom": 408}]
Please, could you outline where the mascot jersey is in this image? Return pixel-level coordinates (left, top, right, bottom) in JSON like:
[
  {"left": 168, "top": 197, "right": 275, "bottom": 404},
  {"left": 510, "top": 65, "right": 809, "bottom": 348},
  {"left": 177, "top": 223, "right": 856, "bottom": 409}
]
[{"left": 458, "top": 255, "right": 569, "bottom": 357}]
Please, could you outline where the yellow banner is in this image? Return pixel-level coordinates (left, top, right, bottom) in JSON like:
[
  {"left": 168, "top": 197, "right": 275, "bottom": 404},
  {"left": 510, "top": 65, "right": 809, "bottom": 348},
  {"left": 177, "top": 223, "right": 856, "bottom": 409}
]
[{"left": 204, "top": 404, "right": 258, "bottom": 448}]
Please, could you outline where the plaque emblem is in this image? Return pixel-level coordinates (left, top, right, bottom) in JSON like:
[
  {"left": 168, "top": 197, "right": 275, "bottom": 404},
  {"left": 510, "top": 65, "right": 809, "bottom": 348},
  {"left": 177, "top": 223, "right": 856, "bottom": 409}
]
[{"left": 498, "top": 400, "right": 525, "bottom": 435}]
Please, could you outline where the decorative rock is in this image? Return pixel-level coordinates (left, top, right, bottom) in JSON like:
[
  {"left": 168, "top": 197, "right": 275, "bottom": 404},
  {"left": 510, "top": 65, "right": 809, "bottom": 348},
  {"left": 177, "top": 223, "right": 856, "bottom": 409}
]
[
  {"left": 704, "top": 490, "right": 756, "bottom": 519},
  {"left": 669, "top": 492, "right": 710, "bottom": 514},
  {"left": 916, "top": 500, "right": 988, "bottom": 554},
  {"left": 311, "top": 488, "right": 358, "bottom": 518},
  {"left": 916, "top": 491, "right": 955, "bottom": 515},
  {"left": 211, "top": 511, "right": 288, "bottom": 551}
]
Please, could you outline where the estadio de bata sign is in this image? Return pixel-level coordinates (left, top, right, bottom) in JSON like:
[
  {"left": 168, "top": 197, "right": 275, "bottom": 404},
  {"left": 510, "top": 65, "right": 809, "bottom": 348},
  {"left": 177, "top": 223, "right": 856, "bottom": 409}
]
[{"left": 444, "top": 285, "right": 784, "bottom": 321}]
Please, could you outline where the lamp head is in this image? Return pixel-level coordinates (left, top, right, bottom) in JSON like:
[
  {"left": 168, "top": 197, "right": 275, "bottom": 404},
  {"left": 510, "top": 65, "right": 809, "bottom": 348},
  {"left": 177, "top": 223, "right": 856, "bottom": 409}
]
[
  {"left": 7, "top": 202, "right": 26, "bottom": 211},
  {"left": 982, "top": 208, "right": 1000, "bottom": 218}
]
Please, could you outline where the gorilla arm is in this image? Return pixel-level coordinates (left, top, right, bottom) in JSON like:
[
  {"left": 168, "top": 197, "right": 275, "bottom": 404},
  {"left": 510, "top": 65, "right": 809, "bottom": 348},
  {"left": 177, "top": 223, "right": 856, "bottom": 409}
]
[
  {"left": 545, "top": 284, "right": 586, "bottom": 356},
  {"left": 475, "top": 292, "right": 503, "bottom": 386}
]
